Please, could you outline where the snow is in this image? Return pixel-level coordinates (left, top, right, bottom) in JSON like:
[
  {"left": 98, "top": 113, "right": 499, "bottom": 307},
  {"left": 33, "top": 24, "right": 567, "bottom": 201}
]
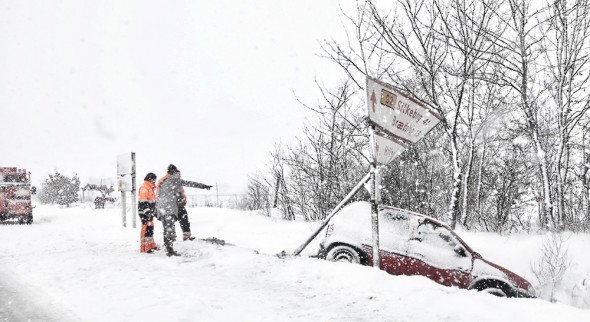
[
  {"left": 513, "top": 135, "right": 530, "bottom": 147},
  {"left": 1, "top": 203, "right": 590, "bottom": 321}
]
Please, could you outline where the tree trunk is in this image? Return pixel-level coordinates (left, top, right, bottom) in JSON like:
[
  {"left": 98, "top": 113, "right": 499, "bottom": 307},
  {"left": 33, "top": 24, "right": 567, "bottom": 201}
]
[
  {"left": 449, "top": 134, "right": 462, "bottom": 229},
  {"left": 461, "top": 138, "right": 476, "bottom": 228},
  {"left": 556, "top": 138, "right": 565, "bottom": 229},
  {"left": 273, "top": 173, "right": 281, "bottom": 209},
  {"left": 472, "top": 141, "right": 486, "bottom": 227},
  {"left": 534, "top": 135, "right": 553, "bottom": 228},
  {"left": 583, "top": 125, "right": 590, "bottom": 225}
]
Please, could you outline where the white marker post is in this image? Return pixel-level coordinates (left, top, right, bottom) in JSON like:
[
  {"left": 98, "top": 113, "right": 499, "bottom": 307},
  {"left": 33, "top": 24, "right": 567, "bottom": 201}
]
[
  {"left": 117, "top": 152, "right": 136, "bottom": 228},
  {"left": 365, "top": 76, "right": 442, "bottom": 269}
]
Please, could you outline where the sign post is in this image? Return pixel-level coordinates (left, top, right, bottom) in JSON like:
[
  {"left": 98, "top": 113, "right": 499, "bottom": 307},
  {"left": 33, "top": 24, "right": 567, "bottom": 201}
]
[
  {"left": 369, "top": 125, "right": 380, "bottom": 268},
  {"left": 365, "top": 76, "right": 442, "bottom": 269},
  {"left": 117, "top": 152, "right": 136, "bottom": 228}
]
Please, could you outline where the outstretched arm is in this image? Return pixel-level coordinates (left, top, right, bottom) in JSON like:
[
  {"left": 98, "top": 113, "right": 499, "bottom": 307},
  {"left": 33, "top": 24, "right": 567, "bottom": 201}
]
[{"left": 180, "top": 179, "right": 212, "bottom": 190}]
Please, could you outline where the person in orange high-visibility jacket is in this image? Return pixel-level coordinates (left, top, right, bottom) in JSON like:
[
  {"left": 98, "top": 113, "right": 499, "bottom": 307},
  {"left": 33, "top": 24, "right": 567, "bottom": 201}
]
[{"left": 138, "top": 172, "right": 159, "bottom": 253}]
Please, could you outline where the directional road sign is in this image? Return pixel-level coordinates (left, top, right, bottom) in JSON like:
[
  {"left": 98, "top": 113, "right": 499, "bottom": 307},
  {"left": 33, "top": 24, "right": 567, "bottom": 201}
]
[
  {"left": 373, "top": 129, "right": 408, "bottom": 166},
  {"left": 366, "top": 76, "right": 442, "bottom": 144}
]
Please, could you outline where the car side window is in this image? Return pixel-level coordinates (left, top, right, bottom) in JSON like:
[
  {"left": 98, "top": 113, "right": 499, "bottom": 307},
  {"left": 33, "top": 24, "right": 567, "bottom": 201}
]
[
  {"left": 414, "top": 221, "right": 458, "bottom": 249},
  {"left": 408, "top": 220, "right": 471, "bottom": 269}
]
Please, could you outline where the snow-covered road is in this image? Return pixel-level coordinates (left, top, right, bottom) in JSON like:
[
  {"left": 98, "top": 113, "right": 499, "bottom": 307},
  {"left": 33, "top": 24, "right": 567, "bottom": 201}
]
[
  {"left": 1, "top": 204, "right": 589, "bottom": 321},
  {"left": 0, "top": 264, "right": 78, "bottom": 322}
]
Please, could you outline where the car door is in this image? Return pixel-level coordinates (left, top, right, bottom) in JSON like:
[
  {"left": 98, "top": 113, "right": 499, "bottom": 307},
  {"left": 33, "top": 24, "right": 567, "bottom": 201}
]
[
  {"left": 364, "top": 209, "right": 413, "bottom": 275},
  {"left": 405, "top": 219, "right": 473, "bottom": 288}
]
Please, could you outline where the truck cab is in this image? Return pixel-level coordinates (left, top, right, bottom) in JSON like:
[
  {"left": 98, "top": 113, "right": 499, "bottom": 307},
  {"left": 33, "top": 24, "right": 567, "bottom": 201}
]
[{"left": 0, "top": 167, "right": 33, "bottom": 224}]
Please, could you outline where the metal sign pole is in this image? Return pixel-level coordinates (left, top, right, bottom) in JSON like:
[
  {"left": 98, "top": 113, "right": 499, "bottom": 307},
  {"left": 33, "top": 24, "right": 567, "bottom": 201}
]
[{"left": 370, "top": 125, "right": 380, "bottom": 268}]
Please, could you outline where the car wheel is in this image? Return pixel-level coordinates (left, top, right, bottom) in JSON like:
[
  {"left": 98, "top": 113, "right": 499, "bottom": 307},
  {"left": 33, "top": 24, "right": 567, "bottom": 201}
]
[
  {"left": 326, "top": 245, "right": 361, "bottom": 264},
  {"left": 474, "top": 280, "right": 510, "bottom": 297},
  {"left": 482, "top": 287, "right": 507, "bottom": 297}
]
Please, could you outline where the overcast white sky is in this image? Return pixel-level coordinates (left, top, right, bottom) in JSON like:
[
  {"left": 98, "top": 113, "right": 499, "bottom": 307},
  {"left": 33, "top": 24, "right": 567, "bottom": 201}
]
[{"left": 0, "top": 1, "right": 352, "bottom": 193}]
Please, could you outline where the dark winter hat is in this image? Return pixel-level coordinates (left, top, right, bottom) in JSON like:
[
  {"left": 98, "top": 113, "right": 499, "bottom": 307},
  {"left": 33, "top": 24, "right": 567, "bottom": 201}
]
[
  {"left": 167, "top": 164, "right": 180, "bottom": 174},
  {"left": 144, "top": 172, "right": 157, "bottom": 181}
]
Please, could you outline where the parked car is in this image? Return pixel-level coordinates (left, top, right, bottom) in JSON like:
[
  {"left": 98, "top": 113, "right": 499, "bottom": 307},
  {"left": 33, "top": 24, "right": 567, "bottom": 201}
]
[{"left": 318, "top": 201, "right": 536, "bottom": 298}]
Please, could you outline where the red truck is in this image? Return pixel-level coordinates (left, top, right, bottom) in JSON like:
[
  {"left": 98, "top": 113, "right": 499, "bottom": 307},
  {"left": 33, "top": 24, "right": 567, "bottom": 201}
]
[{"left": 0, "top": 167, "right": 33, "bottom": 224}]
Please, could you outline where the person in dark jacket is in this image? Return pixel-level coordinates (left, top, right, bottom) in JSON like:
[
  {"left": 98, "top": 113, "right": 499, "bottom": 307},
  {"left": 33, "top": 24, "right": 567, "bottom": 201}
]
[
  {"left": 138, "top": 172, "right": 158, "bottom": 253},
  {"left": 156, "top": 164, "right": 212, "bottom": 256}
]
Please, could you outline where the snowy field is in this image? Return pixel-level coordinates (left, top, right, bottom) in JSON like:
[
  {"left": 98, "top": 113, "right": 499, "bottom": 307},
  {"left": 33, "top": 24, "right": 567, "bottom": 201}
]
[{"left": 1, "top": 203, "right": 590, "bottom": 322}]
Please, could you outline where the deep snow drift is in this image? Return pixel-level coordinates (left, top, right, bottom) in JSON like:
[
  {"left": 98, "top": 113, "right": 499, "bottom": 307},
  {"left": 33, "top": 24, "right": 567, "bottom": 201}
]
[{"left": 1, "top": 203, "right": 590, "bottom": 321}]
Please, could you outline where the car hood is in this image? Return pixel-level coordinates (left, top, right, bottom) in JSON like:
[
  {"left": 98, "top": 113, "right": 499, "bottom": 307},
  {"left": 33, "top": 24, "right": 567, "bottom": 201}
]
[{"left": 472, "top": 257, "right": 535, "bottom": 297}]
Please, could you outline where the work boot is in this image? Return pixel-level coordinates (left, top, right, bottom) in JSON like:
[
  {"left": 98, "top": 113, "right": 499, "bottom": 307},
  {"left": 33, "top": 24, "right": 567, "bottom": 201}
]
[
  {"left": 166, "top": 250, "right": 180, "bottom": 257},
  {"left": 166, "top": 246, "right": 180, "bottom": 257}
]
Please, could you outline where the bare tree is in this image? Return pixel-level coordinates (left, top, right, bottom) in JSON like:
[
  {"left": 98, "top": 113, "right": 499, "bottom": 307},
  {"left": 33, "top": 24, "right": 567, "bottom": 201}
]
[
  {"left": 245, "top": 81, "right": 368, "bottom": 221},
  {"left": 361, "top": 0, "right": 503, "bottom": 228},
  {"left": 541, "top": 0, "right": 590, "bottom": 229},
  {"left": 481, "top": 0, "right": 556, "bottom": 227},
  {"left": 270, "top": 144, "right": 296, "bottom": 220},
  {"left": 245, "top": 0, "right": 590, "bottom": 234},
  {"left": 245, "top": 172, "right": 272, "bottom": 216},
  {"left": 531, "top": 232, "right": 572, "bottom": 302},
  {"left": 285, "top": 80, "right": 367, "bottom": 220}
]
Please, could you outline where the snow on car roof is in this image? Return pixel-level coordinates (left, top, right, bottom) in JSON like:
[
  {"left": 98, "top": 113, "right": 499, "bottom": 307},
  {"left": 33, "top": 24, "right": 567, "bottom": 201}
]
[{"left": 335, "top": 201, "right": 445, "bottom": 227}]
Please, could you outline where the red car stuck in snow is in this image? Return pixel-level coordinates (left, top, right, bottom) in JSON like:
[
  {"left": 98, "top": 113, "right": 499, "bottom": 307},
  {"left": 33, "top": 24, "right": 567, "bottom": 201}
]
[{"left": 318, "top": 202, "right": 536, "bottom": 298}]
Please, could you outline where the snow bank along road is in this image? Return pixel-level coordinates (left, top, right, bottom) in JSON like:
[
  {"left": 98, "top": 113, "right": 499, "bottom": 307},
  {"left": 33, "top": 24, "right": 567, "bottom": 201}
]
[{"left": 0, "top": 204, "right": 589, "bottom": 322}]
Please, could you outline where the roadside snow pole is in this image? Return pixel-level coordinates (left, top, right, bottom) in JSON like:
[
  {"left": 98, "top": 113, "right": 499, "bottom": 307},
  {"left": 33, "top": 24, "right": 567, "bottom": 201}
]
[
  {"left": 216, "top": 182, "right": 219, "bottom": 207},
  {"left": 121, "top": 191, "right": 127, "bottom": 227},
  {"left": 291, "top": 172, "right": 371, "bottom": 256},
  {"left": 117, "top": 152, "right": 136, "bottom": 228}
]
